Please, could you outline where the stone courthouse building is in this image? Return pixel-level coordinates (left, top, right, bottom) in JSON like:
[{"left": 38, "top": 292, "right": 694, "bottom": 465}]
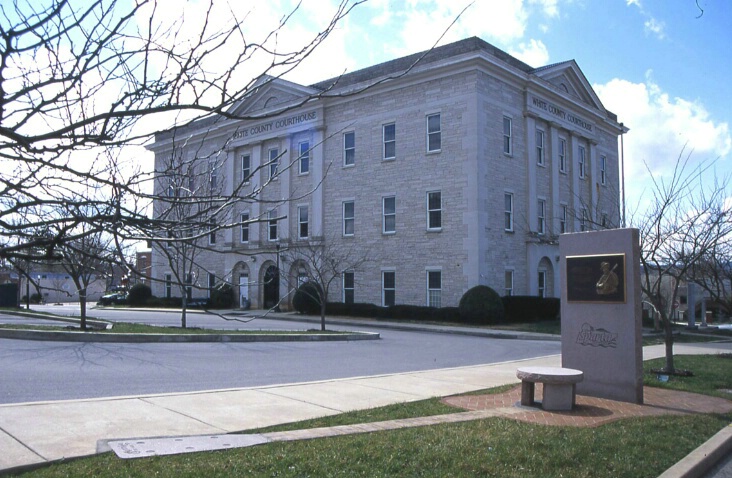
[{"left": 148, "top": 37, "right": 625, "bottom": 310}]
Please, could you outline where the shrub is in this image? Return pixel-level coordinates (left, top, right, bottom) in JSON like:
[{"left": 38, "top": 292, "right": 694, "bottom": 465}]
[
  {"left": 292, "top": 282, "right": 323, "bottom": 315},
  {"left": 209, "top": 283, "right": 235, "bottom": 309},
  {"left": 127, "top": 283, "right": 152, "bottom": 306},
  {"left": 502, "top": 295, "right": 560, "bottom": 322},
  {"left": 458, "top": 285, "right": 505, "bottom": 325}
]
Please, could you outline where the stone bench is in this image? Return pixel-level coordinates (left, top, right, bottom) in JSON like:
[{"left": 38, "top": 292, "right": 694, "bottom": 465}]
[{"left": 516, "top": 366, "right": 584, "bottom": 411}]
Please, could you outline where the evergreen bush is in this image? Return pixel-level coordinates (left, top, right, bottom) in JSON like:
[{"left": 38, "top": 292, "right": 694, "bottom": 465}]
[
  {"left": 127, "top": 283, "right": 152, "bottom": 306},
  {"left": 458, "top": 285, "right": 505, "bottom": 324},
  {"left": 292, "top": 282, "right": 323, "bottom": 315},
  {"left": 209, "top": 283, "right": 235, "bottom": 309}
]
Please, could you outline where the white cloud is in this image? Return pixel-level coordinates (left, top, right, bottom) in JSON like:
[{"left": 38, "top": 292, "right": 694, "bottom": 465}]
[
  {"left": 644, "top": 17, "right": 666, "bottom": 39},
  {"left": 594, "top": 74, "right": 731, "bottom": 210},
  {"left": 529, "top": 0, "right": 560, "bottom": 18},
  {"left": 625, "top": 0, "right": 666, "bottom": 40},
  {"left": 509, "top": 39, "right": 550, "bottom": 67}
]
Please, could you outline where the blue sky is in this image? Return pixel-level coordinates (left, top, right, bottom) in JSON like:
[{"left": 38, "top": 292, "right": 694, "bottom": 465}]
[
  {"left": 144, "top": 0, "right": 730, "bottom": 215},
  {"left": 264, "top": 0, "right": 731, "bottom": 216}
]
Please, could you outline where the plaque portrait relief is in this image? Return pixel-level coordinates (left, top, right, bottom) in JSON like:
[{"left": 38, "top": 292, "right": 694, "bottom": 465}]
[{"left": 566, "top": 253, "right": 626, "bottom": 303}]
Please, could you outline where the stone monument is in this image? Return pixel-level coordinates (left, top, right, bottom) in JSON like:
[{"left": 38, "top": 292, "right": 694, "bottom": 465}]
[{"left": 560, "top": 228, "right": 643, "bottom": 404}]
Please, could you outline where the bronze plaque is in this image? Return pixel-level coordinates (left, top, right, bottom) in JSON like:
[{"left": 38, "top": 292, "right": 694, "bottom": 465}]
[{"left": 566, "top": 253, "right": 626, "bottom": 303}]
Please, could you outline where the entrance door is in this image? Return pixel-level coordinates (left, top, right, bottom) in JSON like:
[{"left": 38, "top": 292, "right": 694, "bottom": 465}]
[
  {"left": 263, "top": 266, "right": 279, "bottom": 309},
  {"left": 239, "top": 273, "right": 249, "bottom": 308}
]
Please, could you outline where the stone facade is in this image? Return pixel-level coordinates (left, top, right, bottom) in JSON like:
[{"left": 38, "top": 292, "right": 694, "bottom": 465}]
[{"left": 147, "top": 37, "right": 625, "bottom": 310}]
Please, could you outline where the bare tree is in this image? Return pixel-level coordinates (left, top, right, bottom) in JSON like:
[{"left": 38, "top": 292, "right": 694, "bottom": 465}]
[
  {"left": 57, "top": 229, "right": 116, "bottom": 330},
  {"left": 1, "top": 0, "right": 373, "bottom": 262},
  {"left": 632, "top": 149, "right": 732, "bottom": 373},
  {"left": 284, "top": 236, "right": 370, "bottom": 331}
]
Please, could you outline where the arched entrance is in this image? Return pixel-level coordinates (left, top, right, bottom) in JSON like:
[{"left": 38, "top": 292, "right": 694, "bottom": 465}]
[
  {"left": 538, "top": 256, "right": 555, "bottom": 298},
  {"left": 263, "top": 265, "right": 280, "bottom": 309}
]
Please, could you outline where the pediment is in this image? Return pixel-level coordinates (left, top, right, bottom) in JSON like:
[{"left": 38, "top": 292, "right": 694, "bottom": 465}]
[
  {"left": 532, "top": 61, "right": 605, "bottom": 112},
  {"left": 227, "top": 76, "right": 319, "bottom": 117}
]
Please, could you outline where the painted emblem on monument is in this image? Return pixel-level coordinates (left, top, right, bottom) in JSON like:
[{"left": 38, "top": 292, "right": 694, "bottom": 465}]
[
  {"left": 566, "top": 253, "right": 626, "bottom": 303},
  {"left": 576, "top": 322, "right": 618, "bottom": 348}
]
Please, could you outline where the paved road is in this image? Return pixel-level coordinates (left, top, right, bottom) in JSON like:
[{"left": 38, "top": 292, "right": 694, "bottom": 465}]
[{"left": 0, "top": 308, "right": 561, "bottom": 404}]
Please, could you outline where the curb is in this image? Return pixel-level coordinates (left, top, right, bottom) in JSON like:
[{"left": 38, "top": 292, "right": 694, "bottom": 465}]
[
  {"left": 657, "top": 424, "right": 732, "bottom": 478},
  {"left": 0, "top": 328, "right": 380, "bottom": 343}
]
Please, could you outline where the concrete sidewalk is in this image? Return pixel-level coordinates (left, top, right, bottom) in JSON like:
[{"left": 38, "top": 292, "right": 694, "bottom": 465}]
[{"left": 1, "top": 343, "right": 730, "bottom": 474}]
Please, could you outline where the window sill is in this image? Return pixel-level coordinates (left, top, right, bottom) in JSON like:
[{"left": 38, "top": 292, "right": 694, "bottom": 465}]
[{"left": 426, "top": 228, "right": 442, "bottom": 233}]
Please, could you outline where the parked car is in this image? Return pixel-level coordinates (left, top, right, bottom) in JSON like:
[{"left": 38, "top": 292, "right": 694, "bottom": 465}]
[{"left": 97, "top": 293, "right": 127, "bottom": 306}]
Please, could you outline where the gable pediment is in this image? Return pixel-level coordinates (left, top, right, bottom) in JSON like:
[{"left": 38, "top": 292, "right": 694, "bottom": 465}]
[
  {"left": 227, "top": 76, "right": 318, "bottom": 117},
  {"left": 532, "top": 61, "right": 605, "bottom": 112}
]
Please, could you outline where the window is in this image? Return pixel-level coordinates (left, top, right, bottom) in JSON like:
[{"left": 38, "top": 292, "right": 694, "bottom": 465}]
[
  {"left": 383, "top": 196, "right": 396, "bottom": 233},
  {"left": 538, "top": 270, "right": 546, "bottom": 298},
  {"left": 503, "top": 116, "right": 512, "bottom": 155},
  {"left": 241, "top": 154, "right": 251, "bottom": 183},
  {"left": 298, "top": 205, "right": 309, "bottom": 239},
  {"left": 298, "top": 141, "right": 310, "bottom": 174},
  {"left": 208, "top": 273, "right": 216, "bottom": 298},
  {"left": 268, "top": 147, "right": 279, "bottom": 179},
  {"left": 344, "top": 132, "right": 355, "bottom": 166},
  {"left": 268, "top": 210, "right": 278, "bottom": 241},
  {"left": 343, "top": 201, "right": 354, "bottom": 236},
  {"left": 382, "top": 271, "right": 395, "bottom": 307},
  {"left": 600, "top": 155, "right": 607, "bottom": 185},
  {"left": 208, "top": 222, "right": 216, "bottom": 245},
  {"left": 559, "top": 138, "right": 567, "bottom": 173},
  {"left": 185, "top": 273, "right": 193, "bottom": 299},
  {"left": 427, "top": 114, "right": 441, "bottom": 152},
  {"left": 560, "top": 204, "right": 568, "bottom": 234},
  {"left": 427, "top": 270, "right": 441, "bottom": 307},
  {"left": 505, "top": 270, "right": 514, "bottom": 296},
  {"left": 601, "top": 212, "right": 608, "bottom": 228},
  {"left": 537, "top": 199, "right": 546, "bottom": 235},
  {"left": 580, "top": 208, "right": 588, "bottom": 232},
  {"left": 240, "top": 212, "right": 249, "bottom": 243},
  {"left": 504, "top": 192, "right": 514, "bottom": 231},
  {"left": 578, "top": 146, "right": 586, "bottom": 179},
  {"left": 536, "top": 129, "right": 545, "bottom": 165},
  {"left": 383, "top": 123, "right": 396, "bottom": 159},
  {"left": 427, "top": 191, "right": 442, "bottom": 230},
  {"left": 209, "top": 162, "right": 218, "bottom": 190},
  {"left": 343, "top": 272, "right": 354, "bottom": 304},
  {"left": 165, "top": 274, "right": 172, "bottom": 298}
]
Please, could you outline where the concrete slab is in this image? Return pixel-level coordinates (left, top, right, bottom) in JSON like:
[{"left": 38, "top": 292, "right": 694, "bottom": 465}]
[
  {"left": 0, "top": 429, "right": 45, "bottom": 469},
  {"left": 0, "top": 398, "right": 223, "bottom": 460},
  {"left": 353, "top": 373, "right": 485, "bottom": 398},
  {"left": 109, "top": 433, "right": 270, "bottom": 459},
  {"left": 143, "top": 389, "right": 338, "bottom": 432},
  {"left": 265, "top": 380, "right": 420, "bottom": 412}
]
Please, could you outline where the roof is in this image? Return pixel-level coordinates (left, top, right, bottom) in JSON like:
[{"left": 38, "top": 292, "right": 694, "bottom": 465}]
[{"left": 310, "top": 36, "right": 534, "bottom": 91}]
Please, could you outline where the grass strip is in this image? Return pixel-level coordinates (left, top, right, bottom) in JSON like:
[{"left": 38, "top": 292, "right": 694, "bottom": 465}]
[{"left": 0, "top": 322, "right": 351, "bottom": 335}]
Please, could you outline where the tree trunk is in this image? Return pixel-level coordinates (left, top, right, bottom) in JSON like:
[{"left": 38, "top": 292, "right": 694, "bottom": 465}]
[
  {"left": 181, "top": 293, "right": 187, "bottom": 329},
  {"left": 79, "top": 287, "right": 87, "bottom": 331},
  {"left": 663, "top": 316, "right": 675, "bottom": 372},
  {"left": 320, "top": 301, "right": 326, "bottom": 332}
]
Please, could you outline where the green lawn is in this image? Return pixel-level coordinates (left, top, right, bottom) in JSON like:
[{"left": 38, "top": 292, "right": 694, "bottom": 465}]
[{"left": 11, "top": 355, "right": 732, "bottom": 478}]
